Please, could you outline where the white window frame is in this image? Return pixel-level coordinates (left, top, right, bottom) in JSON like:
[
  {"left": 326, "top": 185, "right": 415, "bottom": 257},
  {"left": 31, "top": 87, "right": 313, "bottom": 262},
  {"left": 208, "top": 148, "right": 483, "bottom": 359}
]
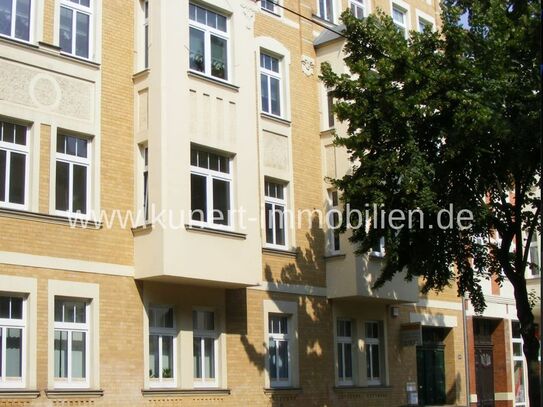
[
  {"left": 261, "top": 0, "right": 280, "bottom": 15},
  {"left": 0, "top": 120, "right": 29, "bottom": 211},
  {"left": 0, "top": 0, "right": 34, "bottom": 43},
  {"left": 336, "top": 319, "right": 353, "bottom": 386},
  {"left": 327, "top": 189, "right": 341, "bottom": 254},
  {"left": 416, "top": 9, "right": 435, "bottom": 33},
  {"left": 193, "top": 309, "right": 218, "bottom": 388},
  {"left": 349, "top": 0, "right": 366, "bottom": 19},
  {"left": 268, "top": 314, "right": 291, "bottom": 388},
  {"left": 365, "top": 321, "right": 381, "bottom": 386},
  {"left": 511, "top": 321, "right": 528, "bottom": 407},
  {"left": 188, "top": 3, "right": 230, "bottom": 82},
  {"left": 370, "top": 236, "right": 385, "bottom": 258},
  {"left": 148, "top": 305, "right": 176, "bottom": 388},
  {"left": 264, "top": 180, "right": 288, "bottom": 249},
  {"left": 58, "top": 0, "right": 93, "bottom": 60},
  {"left": 318, "top": 0, "right": 334, "bottom": 22},
  {"left": 53, "top": 298, "right": 90, "bottom": 389},
  {"left": 142, "top": 145, "right": 149, "bottom": 223},
  {"left": 54, "top": 134, "right": 92, "bottom": 219},
  {"left": 190, "top": 148, "right": 233, "bottom": 230},
  {"left": 0, "top": 295, "right": 26, "bottom": 389},
  {"left": 391, "top": 1, "right": 409, "bottom": 39},
  {"left": 142, "top": 0, "right": 149, "bottom": 69},
  {"left": 260, "top": 52, "right": 283, "bottom": 118}
]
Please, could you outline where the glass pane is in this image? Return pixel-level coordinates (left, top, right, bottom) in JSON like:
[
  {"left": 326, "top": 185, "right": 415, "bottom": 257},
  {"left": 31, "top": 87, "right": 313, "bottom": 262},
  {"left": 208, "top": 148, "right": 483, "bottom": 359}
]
[
  {"left": 57, "top": 135, "right": 66, "bottom": 153},
  {"left": 270, "top": 77, "right": 280, "bottom": 116},
  {"left": 189, "top": 27, "right": 205, "bottom": 73},
  {"left": 203, "top": 311, "right": 214, "bottom": 330},
  {"left": 265, "top": 203, "right": 274, "bottom": 244},
  {"left": 365, "top": 344, "right": 372, "bottom": 378},
  {"left": 0, "top": 329, "right": 2, "bottom": 377},
  {"left": 204, "top": 337, "right": 215, "bottom": 379},
  {"left": 337, "top": 343, "right": 344, "bottom": 379},
  {"left": 10, "top": 297, "right": 22, "bottom": 319},
  {"left": 277, "top": 340, "right": 289, "bottom": 379},
  {"left": 75, "top": 301, "right": 86, "bottom": 323},
  {"left": 0, "top": 0, "right": 12, "bottom": 36},
  {"left": 14, "top": 0, "right": 30, "bottom": 41},
  {"left": 149, "top": 335, "right": 159, "bottom": 378},
  {"left": 190, "top": 173, "right": 207, "bottom": 222},
  {"left": 514, "top": 360, "right": 525, "bottom": 402},
  {"left": 76, "top": 137, "right": 87, "bottom": 158},
  {"left": 71, "top": 331, "right": 86, "bottom": 378},
  {"left": 0, "top": 296, "right": 8, "bottom": 318},
  {"left": 6, "top": 328, "right": 22, "bottom": 377},
  {"left": 162, "top": 336, "right": 173, "bottom": 378},
  {"left": 66, "top": 135, "right": 77, "bottom": 156},
  {"left": 9, "top": 152, "right": 25, "bottom": 204},
  {"left": 218, "top": 156, "right": 228, "bottom": 173},
  {"left": 268, "top": 339, "right": 277, "bottom": 380},
  {"left": 274, "top": 204, "right": 285, "bottom": 246},
  {"left": 72, "top": 164, "right": 87, "bottom": 214},
  {"left": 14, "top": 124, "right": 26, "bottom": 145},
  {"left": 189, "top": 3, "right": 195, "bottom": 21},
  {"left": 513, "top": 342, "right": 522, "bottom": 357},
  {"left": 345, "top": 343, "right": 352, "bottom": 379},
  {"left": 371, "top": 344, "right": 380, "bottom": 378},
  {"left": 54, "top": 299, "right": 63, "bottom": 322},
  {"left": 54, "top": 330, "right": 68, "bottom": 378},
  {"left": 59, "top": 7, "right": 73, "bottom": 54},
  {"left": 261, "top": 74, "right": 269, "bottom": 113},
  {"left": 212, "top": 178, "right": 230, "bottom": 225},
  {"left": 0, "top": 149, "right": 5, "bottom": 202},
  {"left": 3, "top": 122, "right": 14, "bottom": 143},
  {"left": 216, "top": 14, "right": 226, "bottom": 32},
  {"left": 55, "top": 161, "right": 70, "bottom": 211},
  {"left": 210, "top": 35, "right": 227, "bottom": 80},
  {"left": 75, "top": 11, "right": 89, "bottom": 58},
  {"left": 193, "top": 337, "right": 202, "bottom": 378},
  {"left": 195, "top": 5, "right": 206, "bottom": 24},
  {"left": 209, "top": 153, "right": 219, "bottom": 171}
]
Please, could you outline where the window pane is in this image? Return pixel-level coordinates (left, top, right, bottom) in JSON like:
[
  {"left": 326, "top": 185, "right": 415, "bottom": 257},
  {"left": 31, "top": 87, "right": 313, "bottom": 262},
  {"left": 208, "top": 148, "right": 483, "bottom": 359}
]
[
  {"left": 371, "top": 344, "right": 380, "bottom": 377},
  {"left": 265, "top": 203, "right": 274, "bottom": 244},
  {"left": 149, "top": 335, "right": 159, "bottom": 378},
  {"left": 216, "top": 14, "right": 226, "bottom": 32},
  {"left": 0, "top": 329, "right": 2, "bottom": 377},
  {"left": 268, "top": 339, "right": 277, "bottom": 380},
  {"left": 277, "top": 340, "right": 289, "bottom": 379},
  {"left": 0, "top": 149, "right": 6, "bottom": 202},
  {"left": 189, "top": 27, "right": 205, "bottom": 73},
  {"left": 162, "top": 336, "right": 173, "bottom": 378},
  {"left": 191, "top": 173, "right": 207, "bottom": 222},
  {"left": 212, "top": 178, "right": 230, "bottom": 225},
  {"left": 54, "top": 299, "right": 63, "bottom": 322},
  {"left": 6, "top": 328, "right": 22, "bottom": 377},
  {"left": 366, "top": 344, "right": 372, "bottom": 378},
  {"left": 337, "top": 343, "right": 344, "bottom": 379},
  {"left": 76, "top": 137, "right": 87, "bottom": 158},
  {"left": 0, "top": 0, "right": 12, "bottom": 36},
  {"left": 55, "top": 161, "right": 70, "bottom": 211},
  {"left": 72, "top": 164, "right": 87, "bottom": 214},
  {"left": 66, "top": 135, "right": 77, "bottom": 156},
  {"left": 71, "top": 331, "right": 86, "bottom": 378},
  {"left": 14, "top": 0, "right": 30, "bottom": 41},
  {"left": 209, "top": 153, "right": 219, "bottom": 171},
  {"left": 0, "top": 296, "right": 8, "bottom": 318},
  {"left": 54, "top": 330, "right": 68, "bottom": 378},
  {"left": 14, "top": 124, "right": 26, "bottom": 145},
  {"left": 75, "top": 11, "right": 89, "bottom": 58},
  {"left": 59, "top": 7, "right": 73, "bottom": 54},
  {"left": 56, "top": 135, "right": 66, "bottom": 153},
  {"left": 3, "top": 122, "right": 14, "bottom": 143},
  {"left": 274, "top": 204, "right": 285, "bottom": 246},
  {"left": 210, "top": 35, "right": 227, "bottom": 80},
  {"left": 344, "top": 343, "right": 352, "bottom": 379},
  {"left": 204, "top": 337, "right": 215, "bottom": 379},
  {"left": 202, "top": 311, "right": 214, "bottom": 330},
  {"left": 261, "top": 74, "right": 269, "bottom": 113},
  {"left": 514, "top": 360, "right": 526, "bottom": 403},
  {"left": 10, "top": 297, "right": 22, "bottom": 319},
  {"left": 193, "top": 337, "right": 202, "bottom": 378},
  {"left": 75, "top": 301, "right": 86, "bottom": 323},
  {"left": 270, "top": 77, "right": 280, "bottom": 116},
  {"left": 9, "top": 152, "right": 25, "bottom": 204}
]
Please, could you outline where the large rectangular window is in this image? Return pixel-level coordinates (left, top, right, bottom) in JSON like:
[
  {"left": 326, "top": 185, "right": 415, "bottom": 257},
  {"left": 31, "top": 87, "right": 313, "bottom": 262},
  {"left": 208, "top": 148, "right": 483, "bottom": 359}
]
[
  {"left": 55, "top": 134, "right": 90, "bottom": 217},
  {"left": 260, "top": 53, "right": 282, "bottom": 116},
  {"left": 328, "top": 190, "right": 341, "bottom": 253},
  {"left": 0, "top": 295, "right": 25, "bottom": 388},
  {"left": 349, "top": 0, "right": 365, "bottom": 19},
  {"left": 59, "top": 0, "right": 91, "bottom": 59},
  {"left": 337, "top": 319, "right": 353, "bottom": 385},
  {"left": 190, "top": 148, "right": 232, "bottom": 228},
  {"left": 365, "top": 321, "right": 381, "bottom": 385},
  {"left": 318, "top": 0, "right": 334, "bottom": 22},
  {"left": 54, "top": 298, "right": 89, "bottom": 387},
  {"left": 268, "top": 314, "right": 290, "bottom": 387},
  {"left": 392, "top": 4, "right": 407, "bottom": 38},
  {"left": 265, "top": 180, "right": 287, "bottom": 248},
  {"left": 143, "top": 0, "right": 149, "bottom": 69},
  {"left": 193, "top": 310, "right": 217, "bottom": 387},
  {"left": 149, "top": 306, "right": 175, "bottom": 386},
  {"left": 261, "top": 0, "right": 278, "bottom": 14},
  {"left": 189, "top": 3, "right": 229, "bottom": 81},
  {"left": 418, "top": 16, "right": 433, "bottom": 32},
  {"left": 0, "top": 120, "right": 28, "bottom": 209},
  {"left": 512, "top": 322, "right": 527, "bottom": 406},
  {"left": 0, "top": 0, "right": 31, "bottom": 41}
]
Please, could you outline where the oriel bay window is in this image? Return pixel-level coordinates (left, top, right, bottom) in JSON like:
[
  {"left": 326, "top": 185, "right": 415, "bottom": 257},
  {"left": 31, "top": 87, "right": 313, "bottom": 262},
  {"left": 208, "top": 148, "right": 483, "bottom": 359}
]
[
  {"left": 190, "top": 148, "right": 232, "bottom": 228},
  {"left": 193, "top": 310, "right": 217, "bottom": 387},
  {"left": 54, "top": 298, "right": 89, "bottom": 387},
  {"left": 55, "top": 134, "right": 90, "bottom": 217},
  {"left": 189, "top": 3, "right": 229, "bottom": 80},
  {"left": 260, "top": 53, "right": 282, "bottom": 116},
  {"left": 337, "top": 320, "right": 353, "bottom": 385},
  {"left": 0, "top": 120, "right": 28, "bottom": 209},
  {"left": 149, "top": 306, "right": 175, "bottom": 386},
  {"left": 0, "top": 0, "right": 31, "bottom": 41},
  {"left": 365, "top": 321, "right": 382, "bottom": 385},
  {"left": 268, "top": 314, "right": 290, "bottom": 387},
  {"left": 59, "top": 0, "right": 92, "bottom": 59},
  {"left": 265, "top": 180, "right": 287, "bottom": 247},
  {"left": 0, "top": 295, "right": 25, "bottom": 388}
]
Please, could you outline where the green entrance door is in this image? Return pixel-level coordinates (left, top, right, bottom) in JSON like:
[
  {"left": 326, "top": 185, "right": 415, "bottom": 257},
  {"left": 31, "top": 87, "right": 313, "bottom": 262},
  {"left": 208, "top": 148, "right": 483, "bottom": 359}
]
[{"left": 417, "top": 345, "right": 446, "bottom": 406}]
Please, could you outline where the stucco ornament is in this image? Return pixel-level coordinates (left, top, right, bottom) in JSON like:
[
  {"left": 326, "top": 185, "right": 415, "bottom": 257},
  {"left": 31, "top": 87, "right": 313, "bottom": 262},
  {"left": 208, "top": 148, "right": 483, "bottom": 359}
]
[
  {"left": 241, "top": 2, "right": 257, "bottom": 29},
  {"left": 301, "top": 55, "right": 315, "bottom": 76}
]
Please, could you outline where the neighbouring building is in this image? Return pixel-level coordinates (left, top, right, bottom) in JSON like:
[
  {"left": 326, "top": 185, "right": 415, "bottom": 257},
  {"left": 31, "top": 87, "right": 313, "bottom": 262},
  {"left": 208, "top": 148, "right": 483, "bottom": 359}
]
[{"left": 0, "top": 1, "right": 538, "bottom": 407}]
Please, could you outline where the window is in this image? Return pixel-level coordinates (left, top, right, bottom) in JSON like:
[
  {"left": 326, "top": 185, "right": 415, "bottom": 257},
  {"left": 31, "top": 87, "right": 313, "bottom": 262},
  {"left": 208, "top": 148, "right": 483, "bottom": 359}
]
[
  {"left": 190, "top": 148, "right": 232, "bottom": 228},
  {"left": 149, "top": 306, "right": 175, "bottom": 386},
  {"left": 265, "top": 180, "right": 287, "bottom": 247},
  {"left": 528, "top": 235, "right": 540, "bottom": 277},
  {"left": 418, "top": 17, "right": 433, "bottom": 32},
  {"left": 318, "top": 0, "right": 334, "bottom": 22},
  {"left": 0, "top": 296, "right": 25, "bottom": 388},
  {"left": 392, "top": 5, "right": 407, "bottom": 38},
  {"left": 59, "top": 0, "right": 92, "bottom": 59},
  {"left": 193, "top": 310, "right": 217, "bottom": 387},
  {"left": 54, "top": 298, "right": 89, "bottom": 387},
  {"left": 328, "top": 190, "right": 341, "bottom": 253},
  {"left": 0, "top": 0, "right": 31, "bottom": 41},
  {"left": 142, "top": 0, "right": 149, "bottom": 69},
  {"left": 261, "top": 0, "right": 278, "bottom": 14},
  {"left": 371, "top": 236, "right": 385, "bottom": 257},
  {"left": 326, "top": 91, "right": 334, "bottom": 128},
  {"left": 143, "top": 146, "right": 149, "bottom": 222},
  {"left": 337, "top": 320, "right": 353, "bottom": 385},
  {"left": 55, "top": 134, "right": 90, "bottom": 217},
  {"left": 260, "top": 53, "right": 282, "bottom": 117},
  {"left": 189, "top": 3, "right": 229, "bottom": 81},
  {"left": 365, "top": 322, "right": 381, "bottom": 385},
  {"left": 349, "top": 0, "right": 365, "bottom": 19},
  {"left": 512, "top": 322, "right": 527, "bottom": 406},
  {"left": 0, "top": 120, "right": 28, "bottom": 209},
  {"left": 268, "top": 314, "right": 290, "bottom": 387}
]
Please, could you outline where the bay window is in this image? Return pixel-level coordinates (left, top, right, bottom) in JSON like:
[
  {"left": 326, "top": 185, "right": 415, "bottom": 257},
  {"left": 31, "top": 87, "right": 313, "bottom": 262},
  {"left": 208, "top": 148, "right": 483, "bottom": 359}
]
[
  {"left": 265, "top": 180, "right": 287, "bottom": 248},
  {"left": 268, "top": 314, "right": 290, "bottom": 387},
  {"left": 193, "top": 310, "right": 217, "bottom": 387},
  {"left": 149, "top": 306, "right": 175, "bottom": 386},
  {"left": 59, "top": 0, "right": 92, "bottom": 59},
  {"left": 337, "top": 320, "right": 353, "bottom": 385},
  {"left": 0, "top": 0, "right": 31, "bottom": 41},
  {"left": 0, "top": 295, "right": 25, "bottom": 388},
  {"left": 0, "top": 120, "right": 28, "bottom": 209}
]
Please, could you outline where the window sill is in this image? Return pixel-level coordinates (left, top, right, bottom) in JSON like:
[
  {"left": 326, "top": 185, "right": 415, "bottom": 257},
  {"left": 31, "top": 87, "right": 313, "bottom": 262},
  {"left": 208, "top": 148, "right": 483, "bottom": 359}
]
[
  {"left": 324, "top": 253, "right": 346, "bottom": 260},
  {"left": 142, "top": 388, "right": 231, "bottom": 397},
  {"left": 0, "top": 207, "right": 102, "bottom": 229},
  {"left": 333, "top": 385, "right": 392, "bottom": 393},
  {"left": 320, "top": 128, "right": 335, "bottom": 137},
  {"left": 260, "top": 7, "right": 282, "bottom": 18},
  {"left": 311, "top": 14, "right": 339, "bottom": 27},
  {"left": 132, "top": 222, "right": 153, "bottom": 236},
  {"left": 0, "top": 390, "right": 40, "bottom": 399},
  {"left": 45, "top": 389, "right": 104, "bottom": 399},
  {"left": 262, "top": 247, "right": 297, "bottom": 258},
  {"left": 59, "top": 51, "right": 100, "bottom": 67},
  {"left": 263, "top": 387, "right": 302, "bottom": 398},
  {"left": 260, "top": 112, "right": 291, "bottom": 126},
  {"left": 187, "top": 71, "right": 239, "bottom": 91},
  {"left": 133, "top": 68, "right": 150, "bottom": 81},
  {"left": 185, "top": 224, "right": 247, "bottom": 240}
]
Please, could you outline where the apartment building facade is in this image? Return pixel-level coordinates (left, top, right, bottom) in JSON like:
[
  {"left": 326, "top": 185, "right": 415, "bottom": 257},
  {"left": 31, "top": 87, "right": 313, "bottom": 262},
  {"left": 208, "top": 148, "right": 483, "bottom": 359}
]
[{"left": 0, "top": 1, "right": 537, "bottom": 407}]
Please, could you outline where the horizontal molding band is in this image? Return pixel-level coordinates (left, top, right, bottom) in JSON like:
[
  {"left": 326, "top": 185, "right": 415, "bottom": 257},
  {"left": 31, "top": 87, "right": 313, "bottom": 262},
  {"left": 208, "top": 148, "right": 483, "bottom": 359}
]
[
  {"left": 45, "top": 389, "right": 103, "bottom": 399},
  {"left": 0, "top": 390, "right": 40, "bottom": 399},
  {"left": 142, "top": 389, "right": 231, "bottom": 397},
  {"left": 416, "top": 298, "right": 463, "bottom": 311},
  {"left": 250, "top": 281, "right": 327, "bottom": 297}
]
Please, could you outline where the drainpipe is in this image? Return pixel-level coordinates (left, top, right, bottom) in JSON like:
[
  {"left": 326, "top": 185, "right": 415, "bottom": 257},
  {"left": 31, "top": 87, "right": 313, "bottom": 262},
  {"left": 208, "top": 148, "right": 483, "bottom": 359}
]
[{"left": 462, "top": 296, "right": 471, "bottom": 407}]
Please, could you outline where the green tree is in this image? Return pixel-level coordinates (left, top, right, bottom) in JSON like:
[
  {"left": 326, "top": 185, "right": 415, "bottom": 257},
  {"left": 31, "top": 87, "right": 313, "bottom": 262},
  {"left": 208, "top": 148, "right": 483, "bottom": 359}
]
[{"left": 320, "top": 0, "right": 541, "bottom": 405}]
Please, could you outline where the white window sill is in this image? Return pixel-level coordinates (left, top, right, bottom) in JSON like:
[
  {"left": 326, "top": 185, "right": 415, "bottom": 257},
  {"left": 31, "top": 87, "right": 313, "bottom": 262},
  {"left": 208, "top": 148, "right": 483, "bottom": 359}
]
[
  {"left": 262, "top": 246, "right": 297, "bottom": 258},
  {"left": 260, "top": 112, "right": 291, "bottom": 126},
  {"left": 45, "top": 389, "right": 103, "bottom": 399},
  {"left": 185, "top": 224, "right": 247, "bottom": 240},
  {"left": 0, "top": 390, "right": 40, "bottom": 399},
  {"left": 142, "top": 388, "right": 231, "bottom": 397},
  {"left": 187, "top": 70, "right": 239, "bottom": 91}
]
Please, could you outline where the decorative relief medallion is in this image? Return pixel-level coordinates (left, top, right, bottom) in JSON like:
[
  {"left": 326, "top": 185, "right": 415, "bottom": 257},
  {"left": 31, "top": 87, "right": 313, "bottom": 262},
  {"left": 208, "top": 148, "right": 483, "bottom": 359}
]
[
  {"left": 301, "top": 55, "right": 315, "bottom": 76},
  {"left": 29, "top": 73, "right": 62, "bottom": 109}
]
